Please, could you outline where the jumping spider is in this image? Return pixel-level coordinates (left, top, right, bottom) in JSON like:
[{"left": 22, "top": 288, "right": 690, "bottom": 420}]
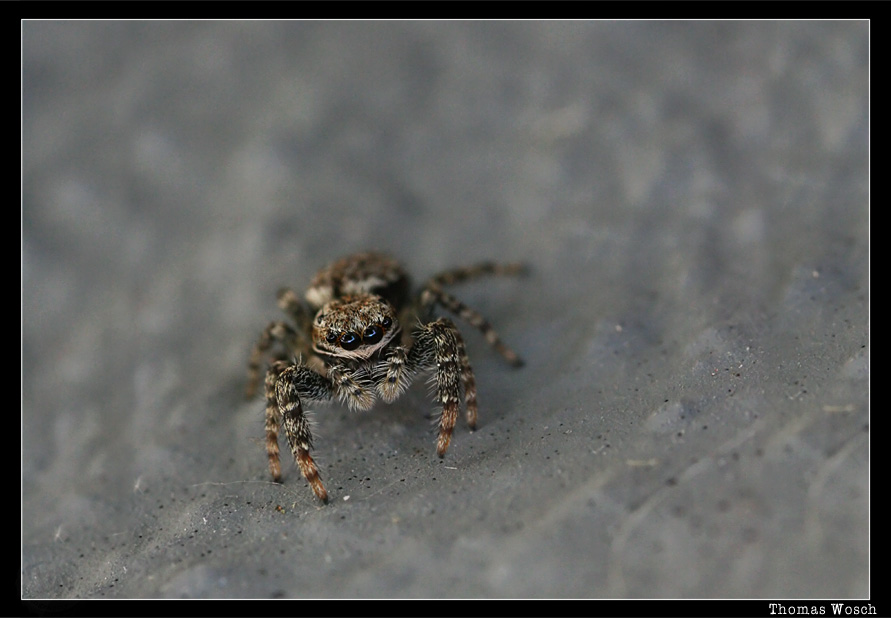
[{"left": 246, "top": 251, "right": 525, "bottom": 502}]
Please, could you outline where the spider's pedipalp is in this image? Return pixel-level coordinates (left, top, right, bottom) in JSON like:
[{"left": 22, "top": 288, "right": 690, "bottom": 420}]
[
  {"left": 377, "top": 345, "right": 413, "bottom": 403},
  {"left": 326, "top": 362, "right": 377, "bottom": 411}
]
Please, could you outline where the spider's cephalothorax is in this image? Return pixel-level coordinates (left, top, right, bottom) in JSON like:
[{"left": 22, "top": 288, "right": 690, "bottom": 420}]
[{"left": 246, "top": 251, "right": 525, "bottom": 502}]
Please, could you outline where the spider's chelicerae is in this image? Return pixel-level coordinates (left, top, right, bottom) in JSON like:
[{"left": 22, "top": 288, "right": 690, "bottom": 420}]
[{"left": 246, "top": 251, "right": 525, "bottom": 502}]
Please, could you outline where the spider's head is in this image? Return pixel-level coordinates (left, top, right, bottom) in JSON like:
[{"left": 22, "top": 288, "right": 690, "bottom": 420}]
[{"left": 312, "top": 293, "right": 401, "bottom": 361}]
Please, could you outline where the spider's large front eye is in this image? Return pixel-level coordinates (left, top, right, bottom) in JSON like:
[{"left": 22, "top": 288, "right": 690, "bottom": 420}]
[
  {"left": 363, "top": 325, "right": 383, "bottom": 345},
  {"left": 339, "top": 332, "right": 361, "bottom": 350}
]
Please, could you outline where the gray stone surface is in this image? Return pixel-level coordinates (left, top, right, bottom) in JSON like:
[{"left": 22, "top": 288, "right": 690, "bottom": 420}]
[{"left": 22, "top": 21, "right": 868, "bottom": 599}]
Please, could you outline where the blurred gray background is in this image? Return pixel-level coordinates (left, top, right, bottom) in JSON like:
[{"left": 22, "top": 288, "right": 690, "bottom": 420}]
[{"left": 22, "top": 21, "right": 868, "bottom": 599}]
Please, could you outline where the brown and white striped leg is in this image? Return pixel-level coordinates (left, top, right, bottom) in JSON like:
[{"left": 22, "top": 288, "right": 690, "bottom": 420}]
[
  {"left": 457, "top": 334, "right": 478, "bottom": 429},
  {"left": 276, "top": 287, "right": 313, "bottom": 332},
  {"left": 264, "top": 361, "right": 288, "bottom": 482},
  {"left": 420, "top": 265, "right": 525, "bottom": 367},
  {"left": 408, "top": 318, "right": 472, "bottom": 457},
  {"left": 246, "top": 320, "right": 301, "bottom": 399},
  {"left": 269, "top": 362, "right": 336, "bottom": 502},
  {"left": 427, "top": 262, "right": 527, "bottom": 287}
]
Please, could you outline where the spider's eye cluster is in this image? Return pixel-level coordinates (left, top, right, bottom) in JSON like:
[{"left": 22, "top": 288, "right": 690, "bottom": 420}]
[{"left": 327, "top": 316, "right": 394, "bottom": 351}]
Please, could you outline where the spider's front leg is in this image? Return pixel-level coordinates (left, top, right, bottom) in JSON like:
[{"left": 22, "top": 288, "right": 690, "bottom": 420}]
[
  {"left": 265, "top": 361, "right": 331, "bottom": 501},
  {"left": 266, "top": 359, "right": 377, "bottom": 503},
  {"left": 408, "top": 318, "right": 478, "bottom": 457}
]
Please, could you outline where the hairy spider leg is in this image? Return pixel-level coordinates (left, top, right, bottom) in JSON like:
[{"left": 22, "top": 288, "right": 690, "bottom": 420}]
[
  {"left": 276, "top": 286, "right": 313, "bottom": 331},
  {"left": 246, "top": 321, "right": 302, "bottom": 398},
  {"left": 266, "top": 361, "right": 332, "bottom": 502},
  {"left": 410, "top": 319, "right": 475, "bottom": 455},
  {"left": 266, "top": 358, "right": 378, "bottom": 502},
  {"left": 245, "top": 288, "right": 315, "bottom": 399},
  {"left": 420, "top": 262, "right": 526, "bottom": 367}
]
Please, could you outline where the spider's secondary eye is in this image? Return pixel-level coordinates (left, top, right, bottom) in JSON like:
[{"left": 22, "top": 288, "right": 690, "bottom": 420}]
[
  {"left": 363, "top": 325, "right": 383, "bottom": 345},
  {"left": 381, "top": 317, "right": 392, "bottom": 329},
  {"left": 339, "top": 332, "right": 361, "bottom": 350},
  {"left": 325, "top": 331, "right": 338, "bottom": 343}
]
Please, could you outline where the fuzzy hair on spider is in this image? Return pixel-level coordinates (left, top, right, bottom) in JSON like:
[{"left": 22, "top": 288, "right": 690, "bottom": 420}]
[{"left": 246, "top": 251, "right": 525, "bottom": 503}]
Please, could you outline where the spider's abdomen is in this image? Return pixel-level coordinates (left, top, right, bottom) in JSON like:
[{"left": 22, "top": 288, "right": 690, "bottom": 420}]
[{"left": 305, "top": 251, "right": 410, "bottom": 310}]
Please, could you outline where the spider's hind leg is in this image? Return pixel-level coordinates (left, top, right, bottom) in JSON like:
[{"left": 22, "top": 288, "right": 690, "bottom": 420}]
[{"left": 420, "top": 262, "right": 526, "bottom": 367}]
